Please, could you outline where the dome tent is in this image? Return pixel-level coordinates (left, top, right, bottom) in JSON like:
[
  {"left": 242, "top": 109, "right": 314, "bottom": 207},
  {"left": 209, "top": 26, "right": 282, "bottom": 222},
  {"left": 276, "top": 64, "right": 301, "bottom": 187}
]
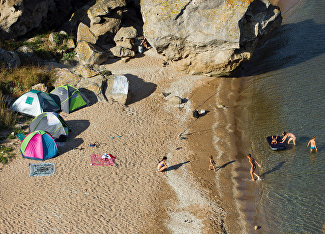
[
  {"left": 29, "top": 112, "right": 70, "bottom": 141},
  {"left": 11, "top": 90, "right": 60, "bottom": 117},
  {"left": 21, "top": 130, "right": 58, "bottom": 160},
  {"left": 50, "top": 85, "right": 89, "bottom": 113}
]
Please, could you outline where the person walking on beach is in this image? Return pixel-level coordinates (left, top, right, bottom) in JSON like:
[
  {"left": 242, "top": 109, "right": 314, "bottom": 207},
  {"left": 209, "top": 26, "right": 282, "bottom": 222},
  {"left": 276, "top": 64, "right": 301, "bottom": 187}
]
[
  {"left": 307, "top": 136, "right": 317, "bottom": 152},
  {"left": 209, "top": 155, "right": 217, "bottom": 171},
  {"left": 156, "top": 156, "right": 168, "bottom": 172},
  {"left": 281, "top": 131, "right": 296, "bottom": 145},
  {"left": 247, "top": 154, "right": 261, "bottom": 181}
]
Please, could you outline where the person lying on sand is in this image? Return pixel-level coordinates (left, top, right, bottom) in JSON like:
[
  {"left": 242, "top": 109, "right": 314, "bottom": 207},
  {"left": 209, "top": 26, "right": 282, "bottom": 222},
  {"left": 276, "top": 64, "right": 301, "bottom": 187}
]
[
  {"left": 307, "top": 136, "right": 317, "bottom": 152},
  {"left": 281, "top": 131, "right": 296, "bottom": 145},
  {"left": 247, "top": 154, "right": 261, "bottom": 181},
  {"left": 209, "top": 155, "right": 216, "bottom": 171},
  {"left": 271, "top": 136, "right": 278, "bottom": 145},
  {"left": 156, "top": 156, "right": 168, "bottom": 172}
]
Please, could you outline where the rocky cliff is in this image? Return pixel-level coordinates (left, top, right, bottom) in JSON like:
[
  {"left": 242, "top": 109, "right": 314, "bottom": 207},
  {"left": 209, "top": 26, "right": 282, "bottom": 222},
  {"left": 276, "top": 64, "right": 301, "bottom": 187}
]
[{"left": 141, "top": 0, "right": 281, "bottom": 76}]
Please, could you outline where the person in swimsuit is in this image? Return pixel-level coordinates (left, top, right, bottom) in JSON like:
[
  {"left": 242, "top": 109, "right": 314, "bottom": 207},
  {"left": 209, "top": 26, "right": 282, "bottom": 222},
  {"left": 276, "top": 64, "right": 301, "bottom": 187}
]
[
  {"left": 247, "top": 154, "right": 261, "bottom": 181},
  {"left": 156, "top": 156, "right": 168, "bottom": 172},
  {"left": 271, "top": 136, "right": 278, "bottom": 145},
  {"left": 307, "top": 136, "right": 317, "bottom": 152},
  {"left": 281, "top": 131, "right": 296, "bottom": 145},
  {"left": 209, "top": 155, "right": 216, "bottom": 171}
]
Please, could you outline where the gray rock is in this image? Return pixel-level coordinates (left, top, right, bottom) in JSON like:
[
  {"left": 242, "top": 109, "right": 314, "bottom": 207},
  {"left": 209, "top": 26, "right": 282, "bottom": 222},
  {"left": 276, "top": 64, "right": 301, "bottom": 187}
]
[
  {"left": 105, "top": 75, "right": 129, "bottom": 104},
  {"left": 77, "top": 23, "right": 97, "bottom": 44},
  {"left": 141, "top": 0, "right": 281, "bottom": 76},
  {"left": 16, "top": 45, "right": 40, "bottom": 65},
  {"left": 114, "top": 26, "right": 137, "bottom": 41},
  {"left": 0, "top": 48, "right": 21, "bottom": 68}
]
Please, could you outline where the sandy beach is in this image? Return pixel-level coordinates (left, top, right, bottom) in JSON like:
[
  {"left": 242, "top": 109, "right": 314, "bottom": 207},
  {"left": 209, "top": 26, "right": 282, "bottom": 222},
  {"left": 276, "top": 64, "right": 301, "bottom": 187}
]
[
  {"left": 0, "top": 1, "right": 304, "bottom": 232},
  {"left": 0, "top": 49, "right": 226, "bottom": 233}
]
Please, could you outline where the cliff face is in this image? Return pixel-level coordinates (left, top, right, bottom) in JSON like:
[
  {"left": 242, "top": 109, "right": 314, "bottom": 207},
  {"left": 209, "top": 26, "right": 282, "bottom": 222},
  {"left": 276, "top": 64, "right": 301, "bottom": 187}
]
[{"left": 141, "top": 0, "right": 281, "bottom": 76}]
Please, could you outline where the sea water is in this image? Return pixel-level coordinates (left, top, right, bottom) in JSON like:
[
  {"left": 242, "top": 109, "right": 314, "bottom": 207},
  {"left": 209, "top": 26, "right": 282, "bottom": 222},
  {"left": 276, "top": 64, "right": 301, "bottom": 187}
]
[{"left": 238, "top": 0, "right": 325, "bottom": 233}]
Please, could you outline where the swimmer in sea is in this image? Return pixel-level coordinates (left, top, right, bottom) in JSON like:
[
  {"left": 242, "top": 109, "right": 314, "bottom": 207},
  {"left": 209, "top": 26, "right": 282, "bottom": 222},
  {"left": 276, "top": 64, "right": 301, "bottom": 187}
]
[
  {"left": 247, "top": 154, "right": 261, "bottom": 181},
  {"left": 281, "top": 131, "right": 296, "bottom": 145},
  {"left": 271, "top": 136, "right": 278, "bottom": 145},
  {"left": 156, "top": 156, "right": 168, "bottom": 172},
  {"left": 307, "top": 136, "right": 317, "bottom": 152}
]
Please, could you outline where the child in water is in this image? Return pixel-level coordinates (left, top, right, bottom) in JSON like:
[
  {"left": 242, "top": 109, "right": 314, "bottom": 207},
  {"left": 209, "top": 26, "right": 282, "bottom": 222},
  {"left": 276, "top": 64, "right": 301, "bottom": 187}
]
[
  {"left": 209, "top": 156, "right": 216, "bottom": 171},
  {"left": 307, "top": 136, "right": 317, "bottom": 152},
  {"left": 247, "top": 154, "right": 261, "bottom": 181},
  {"left": 281, "top": 131, "right": 296, "bottom": 145},
  {"left": 271, "top": 136, "right": 278, "bottom": 145}
]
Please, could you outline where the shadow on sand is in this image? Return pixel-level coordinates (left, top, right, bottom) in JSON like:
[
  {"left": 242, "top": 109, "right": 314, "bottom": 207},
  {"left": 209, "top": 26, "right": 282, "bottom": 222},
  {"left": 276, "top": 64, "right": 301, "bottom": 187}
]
[
  {"left": 124, "top": 74, "right": 157, "bottom": 105},
  {"left": 166, "top": 161, "right": 190, "bottom": 172}
]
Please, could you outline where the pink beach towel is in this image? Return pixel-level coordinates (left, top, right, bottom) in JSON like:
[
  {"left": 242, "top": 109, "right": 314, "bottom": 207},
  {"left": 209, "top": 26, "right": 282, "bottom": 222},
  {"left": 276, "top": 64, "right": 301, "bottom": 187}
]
[{"left": 91, "top": 154, "right": 116, "bottom": 166}]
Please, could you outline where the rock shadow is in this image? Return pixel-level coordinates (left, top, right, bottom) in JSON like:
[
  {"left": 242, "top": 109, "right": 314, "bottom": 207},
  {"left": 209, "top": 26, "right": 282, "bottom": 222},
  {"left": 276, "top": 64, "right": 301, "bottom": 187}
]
[
  {"left": 166, "top": 161, "right": 190, "bottom": 172},
  {"left": 261, "top": 161, "right": 286, "bottom": 178},
  {"left": 124, "top": 74, "right": 157, "bottom": 105},
  {"left": 57, "top": 138, "right": 84, "bottom": 155},
  {"left": 78, "top": 88, "right": 98, "bottom": 106},
  {"left": 65, "top": 120, "right": 90, "bottom": 138},
  {"left": 236, "top": 19, "right": 325, "bottom": 76}
]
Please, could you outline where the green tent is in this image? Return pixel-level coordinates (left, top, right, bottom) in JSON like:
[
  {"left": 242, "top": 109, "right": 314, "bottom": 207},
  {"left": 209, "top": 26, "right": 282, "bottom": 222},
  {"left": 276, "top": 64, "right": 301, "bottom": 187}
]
[{"left": 50, "top": 85, "right": 89, "bottom": 113}]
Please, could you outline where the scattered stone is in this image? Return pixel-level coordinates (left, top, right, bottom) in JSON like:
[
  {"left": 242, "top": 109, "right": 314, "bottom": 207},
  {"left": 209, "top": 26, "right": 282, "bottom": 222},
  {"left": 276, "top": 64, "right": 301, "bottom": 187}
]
[
  {"left": 0, "top": 48, "right": 21, "bottom": 69},
  {"left": 167, "top": 96, "right": 182, "bottom": 105},
  {"left": 16, "top": 45, "right": 40, "bottom": 65},
  {"left": 162, "top": 92, "right": 171, "bottom": 97},
  {"left": 217, "top": 104, "right": 226, "bottom": 109},
  {"left": 31, "top": 83, "right": 48, "bottom": 93},
  {"left": 65, "top": 39, "right": 76, "bottom": 49},
  {"left": 75, "top": 65, "right": 100, "bottom": 78}
]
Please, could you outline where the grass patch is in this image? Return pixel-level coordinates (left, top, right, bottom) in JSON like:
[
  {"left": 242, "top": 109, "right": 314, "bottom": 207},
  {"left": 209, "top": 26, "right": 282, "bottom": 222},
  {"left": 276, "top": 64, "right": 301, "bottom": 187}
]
[
  {"left": 0, "top": 145, "right": 15, "bottom": 164},
  {"left": 0, "top": 91, "right": 17, "bottom": 129}
]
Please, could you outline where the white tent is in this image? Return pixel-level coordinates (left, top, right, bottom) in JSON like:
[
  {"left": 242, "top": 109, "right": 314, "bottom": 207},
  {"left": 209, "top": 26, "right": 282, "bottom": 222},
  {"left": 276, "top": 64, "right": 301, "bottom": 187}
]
[{"left": 11, "top": 90, "right": 60, "bottom": 117}]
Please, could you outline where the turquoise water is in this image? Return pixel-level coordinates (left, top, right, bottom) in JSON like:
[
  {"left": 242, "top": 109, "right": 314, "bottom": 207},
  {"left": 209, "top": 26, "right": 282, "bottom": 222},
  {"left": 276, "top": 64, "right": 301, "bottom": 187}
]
[{"left": 239, "top": 0, "right": 325, "bottom": 233}]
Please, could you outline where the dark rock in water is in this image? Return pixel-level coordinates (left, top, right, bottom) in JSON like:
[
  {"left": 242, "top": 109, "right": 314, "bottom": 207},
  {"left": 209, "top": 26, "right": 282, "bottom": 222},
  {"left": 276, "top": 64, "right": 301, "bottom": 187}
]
[{"left": 141, "top": 0, "right": 282, "bottom": 76}]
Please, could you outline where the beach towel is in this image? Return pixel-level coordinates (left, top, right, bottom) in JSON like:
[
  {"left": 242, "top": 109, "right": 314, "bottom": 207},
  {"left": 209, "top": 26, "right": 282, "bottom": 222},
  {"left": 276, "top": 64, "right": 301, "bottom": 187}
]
[
  {"left": 90, "top": 154, "right": 116, "bottom": 166},
  {"left": 29, "top": 163, "right": 56, "bottom": 177}
]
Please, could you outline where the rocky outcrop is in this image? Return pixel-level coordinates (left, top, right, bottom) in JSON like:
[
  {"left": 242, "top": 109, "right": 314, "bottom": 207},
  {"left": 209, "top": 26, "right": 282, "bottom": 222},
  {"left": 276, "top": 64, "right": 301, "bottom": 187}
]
[
  {"left": 31, "top": 83, "right": 48, "bottom": 93},
  {"left": 0, "top": 48, "right": 21, "bottom": 68},
  {"left": 141, "top": 0, "right": 282, "bottom": 76},
  {"left": 53, "top": 65, "right": 129, "bottom": 104},
  {"left": 0, "top": 0, "right": 80, "bottom": 40}
]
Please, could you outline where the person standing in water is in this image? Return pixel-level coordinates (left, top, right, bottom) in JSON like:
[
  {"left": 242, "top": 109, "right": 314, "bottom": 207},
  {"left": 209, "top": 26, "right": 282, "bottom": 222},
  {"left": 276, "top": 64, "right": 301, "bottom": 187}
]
[
  {"left": 281, "top": 131, "right": 296, "bottom": 145},
  {"left": 247, "top": 154, "right": 261, "bottom": 181},
  {"left": 156, "top": 156, "right": 168, "bottom": 172},
  {"left": 307, "top": 136, "right": 318, "bottom": 152}
]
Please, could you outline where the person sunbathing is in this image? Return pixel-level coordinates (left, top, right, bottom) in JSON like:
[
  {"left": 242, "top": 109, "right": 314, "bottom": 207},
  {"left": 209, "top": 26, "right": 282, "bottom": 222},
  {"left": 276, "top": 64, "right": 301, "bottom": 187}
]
[{"left": 156, "top": 156, "right": 168, "bottom": 172}]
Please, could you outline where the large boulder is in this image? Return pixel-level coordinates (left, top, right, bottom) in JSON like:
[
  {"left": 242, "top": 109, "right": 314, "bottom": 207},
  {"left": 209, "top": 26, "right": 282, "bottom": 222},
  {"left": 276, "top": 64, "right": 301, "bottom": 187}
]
[
  {"left": 75, "top": 41, "right": 109, "bottom": 65},
  {"left": 0, "top": 48, "right": 21, "bottom": 68},
  {"left": 0, "top": 0, "right": 78, "bottom": 40},
  {"left": 105, "top": 75, "right": 129, "bottom": 104},
  {"left": 141, "top": 0, "right": 282, "bottom": 76}
]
